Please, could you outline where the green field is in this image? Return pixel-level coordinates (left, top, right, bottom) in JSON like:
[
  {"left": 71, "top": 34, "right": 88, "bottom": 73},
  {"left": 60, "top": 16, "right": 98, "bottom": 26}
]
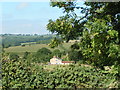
[{"left": 4, "top": 42, "right": 73, "bottom": 56}]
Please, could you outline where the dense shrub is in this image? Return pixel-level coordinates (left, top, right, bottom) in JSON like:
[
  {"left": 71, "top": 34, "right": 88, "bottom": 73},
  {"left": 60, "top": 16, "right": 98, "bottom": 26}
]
[
  {"left": 37, "top": 48, "right": 52, "bottom": 55},
  {"left": 23, "top": 51, "right": 30, "bottom": 59},
  {"left": 68, "top": 50, "right": 82, "bottom": 62},
  {"left": 31, "top": 48, "right": 52, "bottom": 63},
  {"left": 52, "top": 49, "right": 61, "bottom": 57},
  {"left": 2, "top": 57, "right": 119, "bottom": 89},
  {"left": 9, "top": 53, "right": 19, "bottom": 61}
]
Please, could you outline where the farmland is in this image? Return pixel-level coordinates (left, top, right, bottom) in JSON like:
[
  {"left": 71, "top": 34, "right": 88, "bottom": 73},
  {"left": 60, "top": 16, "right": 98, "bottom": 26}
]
[{"left": 4, "top": 42, "right": 73, "bottom": 56}]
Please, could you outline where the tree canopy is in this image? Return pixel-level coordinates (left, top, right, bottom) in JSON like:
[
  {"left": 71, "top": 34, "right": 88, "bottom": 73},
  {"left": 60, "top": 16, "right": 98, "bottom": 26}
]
[
  {"left": 47, "top": 1, "right": 120, "bottom": 67},
  {"left": 48, "top": 1, "right": 120, "bottom": 44}
]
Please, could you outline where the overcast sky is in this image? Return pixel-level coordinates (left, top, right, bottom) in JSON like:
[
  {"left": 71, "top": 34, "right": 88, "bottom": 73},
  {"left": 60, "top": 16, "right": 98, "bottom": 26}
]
[{"left": 1, "top": 1, "right": 84, "bottom": 35}]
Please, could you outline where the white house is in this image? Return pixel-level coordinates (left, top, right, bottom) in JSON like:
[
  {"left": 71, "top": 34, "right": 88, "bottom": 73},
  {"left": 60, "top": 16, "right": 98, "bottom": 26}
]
[
  {"left": 50, "top": 56, "right": 62, "bottom": 64},
  {"left": 50, "top": 56, "right": 74, "bottom": 65}
]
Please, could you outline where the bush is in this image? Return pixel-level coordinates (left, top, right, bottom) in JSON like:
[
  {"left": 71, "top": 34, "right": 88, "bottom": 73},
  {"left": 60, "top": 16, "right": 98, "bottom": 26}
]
[
  {"left": 23, "top": 51, "right": 30, "bottom": 59},
  {"left": 21, "top": 44, "right": 25, "bottom": 47},
  {"left": 68, "top": 50, "right": 82, "bottom": 62},
  {"left": 9, "top": 53, "right": 19, "bottom": 61},
  {"left": 52, "top": 49, "right": 61, "bottom": 57},
  {"left": 31, "top": 48, "right": 52, "bottom": 63},
  {"left": 2, "top": 58, "right": 119, "bottom": 88},
  {"left": 37, "top": 48, "right": 52, "bottom": 55}
]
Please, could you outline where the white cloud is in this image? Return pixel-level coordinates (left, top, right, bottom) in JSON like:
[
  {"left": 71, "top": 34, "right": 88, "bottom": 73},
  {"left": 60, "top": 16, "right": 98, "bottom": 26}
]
[{"left": 17, "top": 2, "right": 28, "bottom": 9}]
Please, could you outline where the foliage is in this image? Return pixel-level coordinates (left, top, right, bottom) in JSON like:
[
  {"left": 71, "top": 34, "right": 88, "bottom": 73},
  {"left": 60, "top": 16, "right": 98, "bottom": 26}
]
[
  {"left": 2, "top": 1, "right": 120, "bottom": 88},
  {"left": 23, "top": 51, "right": 30, "bottom": 59},
  {"left": 36, "top": 39, "right": 51, "bottom": 44},
  {"left": 52, "top": 49, "right": 61, "bottom": 57},
  {"left": 48, "top": 37, "right": 62, "bottom": 48},
  {"left": 85, "top": 2, "right": 120, "bottom": 44},
  {"left": 47, "top": 15, "right": 85, "bottom": 42},
  {"left": 50, "top": 1, "right": 120, "bottom": 43},
  {"left": 31, "top": 48, "right": 52, "bottom": 63},
  {"left": 2, "top": 56, "right": 119, "bottom": 88},
  {"left": 47, "top": 1, "right": 120, "bottom": 67},
  {"left": 1, "top": 34, "right": 54, "bottom": 48},
  {"left": 9, "top": 53, "right": 19, "bottom": 61},
  {"left": 71, "top": 42, "right": 79, "bottom": 50},
  {"left": 37, "top": 47, "right": 52, "bottom": 55},
  {"left": 4, "top": 42, "right": 73, "bottom": 56},
  {"left": 50, "top": 1, "right": 76, "bottom": 13},
  {"left": 68, "top": 50, "right": 82, "bottom": 62},
  {"left": 79, "top": 18, "right": 119, "bottom": 68}
]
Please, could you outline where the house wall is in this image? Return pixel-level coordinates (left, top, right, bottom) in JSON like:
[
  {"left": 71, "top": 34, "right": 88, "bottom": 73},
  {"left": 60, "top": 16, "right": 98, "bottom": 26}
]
[
  {"left": 50, "top": 57, "right": 74, "bottom": 65},
  {"left": 50, "top": 58, "right": 62, "bottom": 64}
]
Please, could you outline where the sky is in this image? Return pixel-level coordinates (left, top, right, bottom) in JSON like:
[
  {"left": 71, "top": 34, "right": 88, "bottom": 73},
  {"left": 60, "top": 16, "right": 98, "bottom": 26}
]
[{"left": 0, "top": 1, "right": 85, "bottom": 35}]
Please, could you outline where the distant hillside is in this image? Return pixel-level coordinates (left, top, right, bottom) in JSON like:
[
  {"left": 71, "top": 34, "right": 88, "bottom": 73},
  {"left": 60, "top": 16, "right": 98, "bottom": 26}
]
[
  {"left": 4, "top": 42, "right": 73, "bottom": 53},
  {"left": 1, "top": 34, "right": 58, "bottom": 48}
]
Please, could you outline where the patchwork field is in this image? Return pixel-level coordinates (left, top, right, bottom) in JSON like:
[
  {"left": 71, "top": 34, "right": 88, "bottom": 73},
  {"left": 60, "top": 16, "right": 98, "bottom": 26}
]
[{"left": 4, "top": 42, "right": 73, "bottom": 54}]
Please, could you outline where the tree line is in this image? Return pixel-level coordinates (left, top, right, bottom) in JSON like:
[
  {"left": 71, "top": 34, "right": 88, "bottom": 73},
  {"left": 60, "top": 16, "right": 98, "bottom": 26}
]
[{"left": 1, "top": 34, "right": 56, "bottom": 48}]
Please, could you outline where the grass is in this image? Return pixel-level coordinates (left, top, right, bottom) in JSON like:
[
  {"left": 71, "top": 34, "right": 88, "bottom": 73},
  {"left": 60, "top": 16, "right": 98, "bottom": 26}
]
[{"left": 4, "top": 43, "right": 74, "bottom": 56}]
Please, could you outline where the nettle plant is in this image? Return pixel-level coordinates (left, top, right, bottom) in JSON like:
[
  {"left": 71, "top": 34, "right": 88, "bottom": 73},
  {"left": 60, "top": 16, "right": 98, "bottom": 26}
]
[{"left": 80, "top": 18, "right": 119, "bottom": 67}]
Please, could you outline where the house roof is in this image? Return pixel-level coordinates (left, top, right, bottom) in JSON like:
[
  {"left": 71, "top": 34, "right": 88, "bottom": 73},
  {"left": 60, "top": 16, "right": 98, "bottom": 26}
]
[{"left": 62, "top": 61, "right": 74, "bottom": 63}]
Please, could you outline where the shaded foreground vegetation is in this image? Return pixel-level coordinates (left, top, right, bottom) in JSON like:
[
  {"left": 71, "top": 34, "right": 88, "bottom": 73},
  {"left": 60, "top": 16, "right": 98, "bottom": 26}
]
[
  {"left": 2, "top": 55, "right": 119, "bottom": 88},
  {"left": 2, "top": 47, "right": 120, "bottom": 88}
]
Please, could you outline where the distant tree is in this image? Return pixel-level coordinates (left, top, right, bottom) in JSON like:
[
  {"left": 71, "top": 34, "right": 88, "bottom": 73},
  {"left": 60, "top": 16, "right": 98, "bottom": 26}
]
[
  {"left": 32, "top": 48, "right": 52, "bottom": 63},
  {"left": 1, "top": 34, "right": 54, "bottom": 47},
  {"left": 21, "top": 44, "right": 25, "bottom": 47},
  {"left": 37, "top": 48, "right": 52, "bottom": 55},
  {"left": 52, "top": 49, "right": 61, "bottom": 57}
]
